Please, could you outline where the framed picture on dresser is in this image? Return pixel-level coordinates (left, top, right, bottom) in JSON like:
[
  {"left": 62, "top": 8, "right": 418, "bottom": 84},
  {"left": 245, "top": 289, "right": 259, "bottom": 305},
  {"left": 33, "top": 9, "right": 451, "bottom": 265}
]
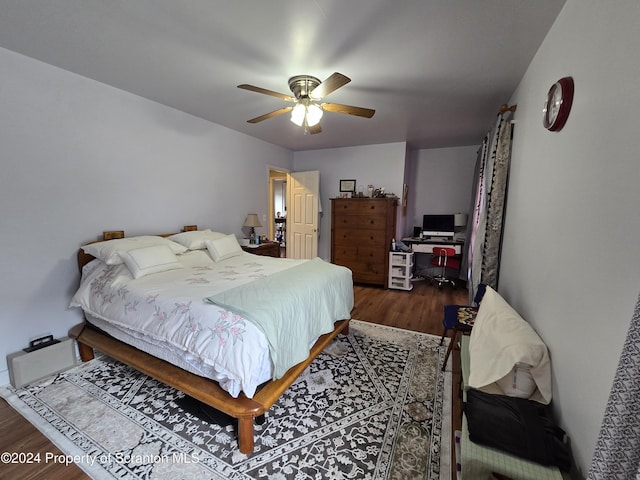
[{"left": 339, "top": 179, "right": 356, "bottom": 193}]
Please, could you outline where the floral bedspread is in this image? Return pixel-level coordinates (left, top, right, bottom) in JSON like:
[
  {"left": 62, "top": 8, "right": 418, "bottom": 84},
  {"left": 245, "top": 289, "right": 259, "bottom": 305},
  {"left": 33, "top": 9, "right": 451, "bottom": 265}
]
[{"left": 70, "top": 251, "right": 330, "bottom": 398}]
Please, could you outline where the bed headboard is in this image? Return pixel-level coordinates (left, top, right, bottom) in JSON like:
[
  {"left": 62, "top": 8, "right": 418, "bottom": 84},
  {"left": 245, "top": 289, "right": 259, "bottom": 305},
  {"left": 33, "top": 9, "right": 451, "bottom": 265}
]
[{"left": 77, "top": 225, "right": 198, "bottom": 272}]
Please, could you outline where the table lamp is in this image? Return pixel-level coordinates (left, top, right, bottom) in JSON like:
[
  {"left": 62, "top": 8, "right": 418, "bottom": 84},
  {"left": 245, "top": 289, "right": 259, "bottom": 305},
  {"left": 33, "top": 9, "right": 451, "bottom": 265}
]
[
  {"left": 454, "top": 213, "right": 468, "bottom": 242},
  {"left": 243, "top": 213, "right": 262, "bottom": 237},
  {"left": 454, "top": 213, "right": 468, "bottom": 227}
]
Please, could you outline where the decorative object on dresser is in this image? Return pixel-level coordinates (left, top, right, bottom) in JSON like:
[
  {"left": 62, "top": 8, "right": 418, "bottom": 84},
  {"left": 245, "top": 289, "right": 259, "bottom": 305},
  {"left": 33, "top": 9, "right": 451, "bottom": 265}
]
[
  {"left": 339, "top": 178, "right": 356, "bottom": 193},
  {"left": 241, "top": 240, "right": 281, "bottom": 257},
  {"left": 331, "top": 197, "right": 398, "bottom": 286}
]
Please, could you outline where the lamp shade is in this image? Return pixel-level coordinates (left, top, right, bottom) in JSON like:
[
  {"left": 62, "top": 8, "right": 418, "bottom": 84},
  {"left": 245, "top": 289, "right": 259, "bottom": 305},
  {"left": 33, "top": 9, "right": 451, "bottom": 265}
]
[
  {"left": 243, "top": 213, "right": 262, "bottom": 228},
  {"left": 290, "top": 102, "right": 323, "bottom": 127},
  {"left": 290, "top": 104, "right": 306, "bottom": 126},
  {"left": 454, "top": 213, "right": 468, "bottom": 227},
  {"left": 306, "top": 104, "right": 323, "bottom": 126}
]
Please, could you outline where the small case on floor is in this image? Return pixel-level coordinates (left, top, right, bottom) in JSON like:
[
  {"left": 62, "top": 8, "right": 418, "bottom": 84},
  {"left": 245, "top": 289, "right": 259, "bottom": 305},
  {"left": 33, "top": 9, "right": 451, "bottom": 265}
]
[{"left": 7, "top": 336, "right": 77, "bottom": 388}]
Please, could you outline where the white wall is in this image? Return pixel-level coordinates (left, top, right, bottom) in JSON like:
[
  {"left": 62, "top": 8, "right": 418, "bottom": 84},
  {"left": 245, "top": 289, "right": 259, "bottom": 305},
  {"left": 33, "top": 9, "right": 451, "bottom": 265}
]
[
  {"left": 293, "top": 143, "right": 407, "bottom": 260},
  {"left": 498, "top": 1, "right": 640, "bottom": 475},
  {"left": 406, "top": 145, "right": 479, "bottom": 236},
  {"left": 0, "top": 47, "right": 292, "bottom": 384}
]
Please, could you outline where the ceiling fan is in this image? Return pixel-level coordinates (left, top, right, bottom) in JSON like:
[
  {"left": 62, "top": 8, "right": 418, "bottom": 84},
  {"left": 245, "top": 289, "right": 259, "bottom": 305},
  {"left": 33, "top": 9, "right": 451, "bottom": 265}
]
[{"left": 237, "top": 72, "right": 375, "bottom": 134}]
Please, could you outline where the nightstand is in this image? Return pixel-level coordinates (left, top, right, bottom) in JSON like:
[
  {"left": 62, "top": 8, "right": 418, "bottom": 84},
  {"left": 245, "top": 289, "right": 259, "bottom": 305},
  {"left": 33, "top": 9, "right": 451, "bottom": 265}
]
[{"left": 241, "top": 241, "right": 281, "bottom": 258}]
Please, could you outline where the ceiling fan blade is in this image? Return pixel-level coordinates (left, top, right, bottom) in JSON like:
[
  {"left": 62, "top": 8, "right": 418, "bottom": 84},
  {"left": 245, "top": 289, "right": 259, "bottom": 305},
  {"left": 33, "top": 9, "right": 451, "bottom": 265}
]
[
  {"left": 310, "top": 72, "right": 351, "bottom": 100},
  {"left": 322, "top": 102, "right": 375, "bottom": 118},
  {"left": 309, "top": 124, "right": 322, "bottom": 135},
  {"left": 237, "top": 84, "right": 295, "bottom": 102},
  {"left": 247, "top": 106, "right": 293, "bottom": 123}
]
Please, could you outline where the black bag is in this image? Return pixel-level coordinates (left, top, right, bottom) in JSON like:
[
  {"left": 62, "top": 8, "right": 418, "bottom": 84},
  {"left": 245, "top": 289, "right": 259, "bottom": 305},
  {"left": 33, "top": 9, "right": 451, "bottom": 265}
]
[{"left": 464, "top": 388, "right": 572, "bottom": 472}]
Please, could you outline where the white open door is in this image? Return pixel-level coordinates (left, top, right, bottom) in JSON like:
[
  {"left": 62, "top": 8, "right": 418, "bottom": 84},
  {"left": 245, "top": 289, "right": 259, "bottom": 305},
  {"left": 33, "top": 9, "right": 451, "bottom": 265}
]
[{"left": 286, "top": 170, "right": 319, "bottom": 259}]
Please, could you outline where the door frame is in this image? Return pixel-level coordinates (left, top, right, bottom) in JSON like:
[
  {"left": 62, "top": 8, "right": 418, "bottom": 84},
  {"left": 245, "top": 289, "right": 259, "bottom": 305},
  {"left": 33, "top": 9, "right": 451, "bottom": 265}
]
[{"left": 267, "top": 166, "right": 290, "bottom": 243}]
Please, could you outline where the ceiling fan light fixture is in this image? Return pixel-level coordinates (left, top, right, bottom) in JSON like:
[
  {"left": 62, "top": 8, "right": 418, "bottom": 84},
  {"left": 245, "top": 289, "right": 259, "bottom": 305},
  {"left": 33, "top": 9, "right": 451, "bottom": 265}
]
[
  {"left": 240, "top": 72, "right": 373, "bottom": 134},
  {"left": 290, "top": 101, "right": 323, "bottom": 128},
  {"left": 290, "top": 103, "right": 306, "bottom": 126},
  {"left": 306, "top": 103, "right": 323, "bottom": 126}
]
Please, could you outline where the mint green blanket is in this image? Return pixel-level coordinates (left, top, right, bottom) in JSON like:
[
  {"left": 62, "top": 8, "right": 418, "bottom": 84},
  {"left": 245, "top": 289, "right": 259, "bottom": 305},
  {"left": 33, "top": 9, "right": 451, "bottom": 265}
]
[{"left": 204, "top": 258, "right": 353, "bottom": 379}]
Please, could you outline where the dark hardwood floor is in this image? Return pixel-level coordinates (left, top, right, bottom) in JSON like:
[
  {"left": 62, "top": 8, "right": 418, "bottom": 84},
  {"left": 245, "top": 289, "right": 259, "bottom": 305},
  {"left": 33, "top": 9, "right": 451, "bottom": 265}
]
[{"left": 0, "top": 280, "right": 467, "bottom": 479}]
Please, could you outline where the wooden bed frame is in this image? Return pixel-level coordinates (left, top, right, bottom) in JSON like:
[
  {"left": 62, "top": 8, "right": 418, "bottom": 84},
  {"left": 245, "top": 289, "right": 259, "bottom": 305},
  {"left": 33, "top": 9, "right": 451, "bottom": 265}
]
[{"left": 69, "top": 225, "right": 350, "bottom": 454}]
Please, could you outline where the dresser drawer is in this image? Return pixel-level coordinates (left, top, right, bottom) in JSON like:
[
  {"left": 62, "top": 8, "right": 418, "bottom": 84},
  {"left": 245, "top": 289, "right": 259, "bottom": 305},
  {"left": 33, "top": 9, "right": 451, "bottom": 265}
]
[
  {"left": 332, "top": 214, "right": 388, "bottom": 230},
  {"left": 332, "top": 199, "right": 390, "bottom": 215},
  {"left": 332, "top": 245, "right": 358, "bottom": 261},
  {"left": 333, "top": 258, "right": 385, "bottom": 284},
  {"left": 333, "top": 245, "right": 385, "bottom": 264},
  {"left": 349, "top": 261, "right": 386, "bottom": 284},
  {"left": 332, "top": 229, "right": 387, "bottom": 247},
  {"left": 333, "top": 245, "right": 386, "bottom": 285}
]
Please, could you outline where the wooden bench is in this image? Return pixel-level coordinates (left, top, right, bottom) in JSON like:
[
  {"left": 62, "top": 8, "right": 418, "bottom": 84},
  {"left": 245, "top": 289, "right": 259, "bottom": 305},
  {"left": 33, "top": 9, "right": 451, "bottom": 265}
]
[{"left": 459, "top": 336, "right": 568, "bottom": 480}]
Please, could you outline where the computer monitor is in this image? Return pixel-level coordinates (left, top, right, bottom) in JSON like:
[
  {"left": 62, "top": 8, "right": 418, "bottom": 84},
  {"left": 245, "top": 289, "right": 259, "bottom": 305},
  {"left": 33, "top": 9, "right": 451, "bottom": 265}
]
[{"left": 422, "top": 214, "right": 455, "bottom": 237}]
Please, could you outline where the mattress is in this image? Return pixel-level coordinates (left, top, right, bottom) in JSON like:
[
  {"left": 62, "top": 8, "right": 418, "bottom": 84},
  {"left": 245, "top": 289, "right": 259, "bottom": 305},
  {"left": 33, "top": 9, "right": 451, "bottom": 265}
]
[{"left": 70, "top": 250, "right": 353, "bottom": 398}]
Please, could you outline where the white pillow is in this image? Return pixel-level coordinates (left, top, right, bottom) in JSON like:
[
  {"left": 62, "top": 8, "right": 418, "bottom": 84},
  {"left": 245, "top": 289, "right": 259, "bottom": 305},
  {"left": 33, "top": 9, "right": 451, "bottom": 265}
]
[
  {"left": 468, "top": 286, "right": 552, "bottom": 404},
  {"left": 205, "top": 234, "right": 244, "bottom": 262},
  {"left": 82, "top": 236, "right": 188, "bottom": 265},
  {"left": 167, "top": 229, "right": 227, "bottom": 250},
  {"left": 119, "top": 245, "right": 183, "bottom": 279},
  {"left": 495, "top": 362, "right": 537, "bottom": 398}
]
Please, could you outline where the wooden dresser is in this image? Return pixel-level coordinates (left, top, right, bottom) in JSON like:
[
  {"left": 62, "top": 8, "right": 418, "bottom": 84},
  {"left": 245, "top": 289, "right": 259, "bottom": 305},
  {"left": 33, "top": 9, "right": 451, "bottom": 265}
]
[{"left": 331, "top": 197, "right": 398, "bottom": 286}]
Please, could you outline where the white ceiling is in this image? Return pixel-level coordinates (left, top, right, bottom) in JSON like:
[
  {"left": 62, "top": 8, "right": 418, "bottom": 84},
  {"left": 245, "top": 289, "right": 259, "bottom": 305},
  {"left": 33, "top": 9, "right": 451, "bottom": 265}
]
[{"left": 0, "top": 0, "right": 566, "bottom": 151}]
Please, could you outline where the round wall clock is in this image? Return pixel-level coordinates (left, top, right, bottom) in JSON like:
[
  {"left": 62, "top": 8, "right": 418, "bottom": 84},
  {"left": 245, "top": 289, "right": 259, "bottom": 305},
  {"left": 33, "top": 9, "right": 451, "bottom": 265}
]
[{"left": 542, "top": 76, "right": 574, "bottom": 131}]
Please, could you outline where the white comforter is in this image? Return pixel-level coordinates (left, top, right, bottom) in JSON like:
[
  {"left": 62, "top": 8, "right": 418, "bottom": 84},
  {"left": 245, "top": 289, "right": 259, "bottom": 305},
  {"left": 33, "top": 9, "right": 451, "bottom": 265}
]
[{"left": 70, "top": 251, "right": 353, "bottom": 398}]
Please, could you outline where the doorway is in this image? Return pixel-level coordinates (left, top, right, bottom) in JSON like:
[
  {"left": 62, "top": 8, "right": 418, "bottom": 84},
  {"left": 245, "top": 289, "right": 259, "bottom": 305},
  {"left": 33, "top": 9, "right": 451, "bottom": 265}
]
[{"left": 268, "top": 167, "right": 288, "bottom": 253}]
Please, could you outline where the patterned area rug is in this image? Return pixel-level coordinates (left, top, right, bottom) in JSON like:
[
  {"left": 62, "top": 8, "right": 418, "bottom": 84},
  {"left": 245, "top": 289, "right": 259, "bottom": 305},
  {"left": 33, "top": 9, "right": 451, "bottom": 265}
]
[{"left": 1, "top": 320, "right": 451, "bottom": 479}]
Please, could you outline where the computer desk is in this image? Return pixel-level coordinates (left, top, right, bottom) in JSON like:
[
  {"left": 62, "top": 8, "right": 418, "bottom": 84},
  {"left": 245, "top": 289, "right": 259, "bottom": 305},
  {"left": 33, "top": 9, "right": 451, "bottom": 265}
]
[
  {"left": 402, "top": 237, "right": 464, "bottom": 281},
  {"left": 401, "top": 237, "right": 464, "bottom": 255}
]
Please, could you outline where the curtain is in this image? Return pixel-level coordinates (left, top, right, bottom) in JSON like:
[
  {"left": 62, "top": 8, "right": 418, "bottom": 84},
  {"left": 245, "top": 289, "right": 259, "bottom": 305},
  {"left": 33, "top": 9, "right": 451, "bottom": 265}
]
[
  {"left": 481, "top": 112, "right": 513, "bottom": 288},
  {"left": 466, "top": 111, "right": 514, "bottom": 301},
  {"left": 460, "top": 136, "right": 488, "bottom": 293},
  {"left": 588, "top": 291, "right": 640, "bottom": 479}
]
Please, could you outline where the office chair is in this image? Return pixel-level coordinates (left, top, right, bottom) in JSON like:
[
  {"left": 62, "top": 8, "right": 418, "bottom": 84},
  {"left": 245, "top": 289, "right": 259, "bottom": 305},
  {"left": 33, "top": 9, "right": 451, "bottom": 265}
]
[
  {"left": 430, "top": 247, "right": 461, "bottom": 289},
  {"left": 440, "top": 283, "right": 486, "bottom": 371}
]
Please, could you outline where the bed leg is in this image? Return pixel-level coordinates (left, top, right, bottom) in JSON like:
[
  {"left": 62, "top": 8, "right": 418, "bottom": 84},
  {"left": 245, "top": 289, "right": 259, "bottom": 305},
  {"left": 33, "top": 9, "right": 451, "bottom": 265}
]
[
  {"left": 69, "top": 323, "right": 95, "bottom": 362},
  {"left": 77, "top": 342, "right": 95, "bottom": 362},
  {"left": 237, "top": 417, "right": 255, "bottom": 454},
  {"left": 341, "top": 320, "right": 350, "bottom": 336}
]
